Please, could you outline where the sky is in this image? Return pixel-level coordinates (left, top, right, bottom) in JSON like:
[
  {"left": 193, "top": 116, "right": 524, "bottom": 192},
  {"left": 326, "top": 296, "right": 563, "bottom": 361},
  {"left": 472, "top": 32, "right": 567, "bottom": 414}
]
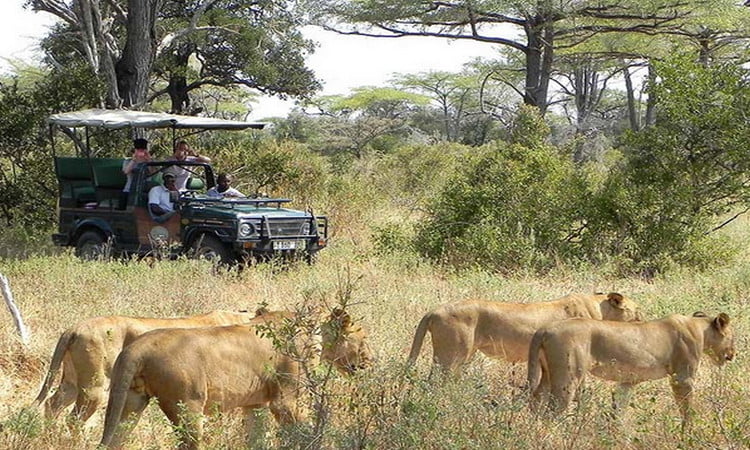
[{"left": 0, "top": 1, "right": 499, "bottom": 119}]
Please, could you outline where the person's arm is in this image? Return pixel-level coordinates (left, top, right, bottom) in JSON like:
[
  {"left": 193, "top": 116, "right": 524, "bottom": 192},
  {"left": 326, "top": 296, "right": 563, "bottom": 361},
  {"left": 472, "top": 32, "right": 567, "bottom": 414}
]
[
  {"left": 188, "top": 151, "right": 210, "bottom": 163},
  {"left": 123, "top": 158, "right": 137, "bottom": 175},
  {"left": 148, "top": 187, "right": 165, "bottom": 215}
]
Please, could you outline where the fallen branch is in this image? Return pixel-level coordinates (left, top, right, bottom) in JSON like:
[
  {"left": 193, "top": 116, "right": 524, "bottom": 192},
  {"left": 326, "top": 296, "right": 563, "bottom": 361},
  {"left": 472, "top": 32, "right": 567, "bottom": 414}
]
[{"left": 1, "top": 273, "right": 30, "bottom": 345}]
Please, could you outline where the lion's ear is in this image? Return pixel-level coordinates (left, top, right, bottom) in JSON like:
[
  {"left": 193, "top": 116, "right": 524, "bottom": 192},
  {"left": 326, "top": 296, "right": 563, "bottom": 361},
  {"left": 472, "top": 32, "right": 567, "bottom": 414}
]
[
  {"left": 607, "top": 293, "right": 625, "bottom": 309},
  {"left": 255, "top": 307, "right": 269, "bottom": 317},
  {"left": 331, "top": 308, "right": 352, "bottom": 329},
  {"left": 692, "top": 311, "right": 708, "bottom": 318},
  {"left": 713, "top": 313, "right": 730, "bottom": 333}
]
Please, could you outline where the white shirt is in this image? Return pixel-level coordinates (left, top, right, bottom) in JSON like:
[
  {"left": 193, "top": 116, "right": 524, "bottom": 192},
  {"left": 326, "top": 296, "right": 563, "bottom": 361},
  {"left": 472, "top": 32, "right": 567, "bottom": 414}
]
[
  {"left": 165, "top": 156, "right": 200, "bottom": 190},
  {"left": 148, "top": 185, "right": 175, "bottom": 213},
  {"left": 122, "top": 158, "right": 135, "bottom": 192},
  {"left": 207, "top": 186, "right": 245, "bottom": 198}
]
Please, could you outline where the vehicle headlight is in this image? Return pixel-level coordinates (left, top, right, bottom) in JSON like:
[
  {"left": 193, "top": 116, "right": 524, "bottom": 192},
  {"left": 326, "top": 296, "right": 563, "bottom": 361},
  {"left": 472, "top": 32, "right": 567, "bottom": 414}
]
[
  {"left": 239, "top": 222, "right": 255, "bottom": 237},
  {"left": 301, "top": 222, "right": 311, "bottom": 235}
]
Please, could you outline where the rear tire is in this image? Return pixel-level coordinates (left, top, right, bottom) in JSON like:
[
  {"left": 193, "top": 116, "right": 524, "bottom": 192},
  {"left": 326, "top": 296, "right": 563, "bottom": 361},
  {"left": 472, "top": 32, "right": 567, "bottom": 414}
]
[
  {"left": 191, "top": 234, "right": 233, "bottom": 265},
  {"left": 75, "top": 231, "right": 108, "bottom": 261}
]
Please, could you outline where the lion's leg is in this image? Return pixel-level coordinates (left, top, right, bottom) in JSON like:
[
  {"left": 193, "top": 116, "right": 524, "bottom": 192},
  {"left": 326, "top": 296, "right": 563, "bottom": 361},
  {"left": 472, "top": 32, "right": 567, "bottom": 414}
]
[
  {"left": 45, "top": 366, "right": 77, "bottom": 419},
  {"left": 530, "top": 368, "right": 550, "bottom": 414},
  {"left": 430, "top": 324, "right": 473, "bottom": 374},
  {"left": 71, "top": 384, "right": 106, "bottom": 423},
  {"left": 269, "top": 397, "right": 303, "bottom": 426},
  {"left": 670, "top": 375, "right": 695, "bottom": 430},
  {"left": 107, "top": 391, "right": 150, "bottom": 449},
  {"left": 242, "top": 406, "right": 268, "bottom": 447},
  {"left": 548, "top": 355, "right": 579, "bottom": 414},
  {"left": 611, "top": 383, "right": 633, "bottom": 412},
  {"left": 69, "top": 343, "right": 107, "bottom": 423},
  {"left": 160, "top": 399, "right": 205, "bottom": 450}
]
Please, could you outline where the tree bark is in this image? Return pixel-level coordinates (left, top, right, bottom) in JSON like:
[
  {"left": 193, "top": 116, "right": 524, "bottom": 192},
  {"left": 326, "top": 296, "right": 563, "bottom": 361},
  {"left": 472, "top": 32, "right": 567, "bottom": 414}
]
[
  {"left": 524, "top": 16, "right": 554, "bottom": 114},
  {"left": 116, "top": 0, "right": 161, "bottom": 108},
  {"left": 623, "top": 66, "right": 640, "bottom": 132}
]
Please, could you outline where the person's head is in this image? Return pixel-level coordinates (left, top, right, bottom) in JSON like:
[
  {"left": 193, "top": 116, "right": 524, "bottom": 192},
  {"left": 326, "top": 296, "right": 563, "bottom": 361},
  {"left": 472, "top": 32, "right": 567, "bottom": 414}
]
[
  {"left": 173, "top": 140, "right": 190, "bottom": 161},
  {"left": 216, "top": 173, "right": 233, "bottom": 192},
  {"left": 163, "top": 173, "right": 177, "bottom": 190},
  {"left": 133, "top": 138, "right": 149, "bottom": 157}
]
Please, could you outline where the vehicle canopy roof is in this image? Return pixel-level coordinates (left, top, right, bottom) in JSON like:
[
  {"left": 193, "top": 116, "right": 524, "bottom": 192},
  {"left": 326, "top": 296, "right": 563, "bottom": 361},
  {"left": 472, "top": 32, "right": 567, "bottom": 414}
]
[{"left": 48, "top": 109, "right": 265, "bottom": 130}]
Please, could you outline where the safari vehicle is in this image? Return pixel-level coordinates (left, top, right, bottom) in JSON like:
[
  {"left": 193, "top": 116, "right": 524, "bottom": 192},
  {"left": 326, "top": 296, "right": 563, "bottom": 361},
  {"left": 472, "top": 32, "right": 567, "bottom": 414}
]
[{"left": 50, "top": 109, "right": 328, "bottom": 263}]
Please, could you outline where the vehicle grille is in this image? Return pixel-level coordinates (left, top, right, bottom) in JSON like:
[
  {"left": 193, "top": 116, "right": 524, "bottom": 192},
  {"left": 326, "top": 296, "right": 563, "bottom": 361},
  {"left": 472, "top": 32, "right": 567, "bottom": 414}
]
[{"left": 265, "top": 219, "right": 309, "bottom": 237}]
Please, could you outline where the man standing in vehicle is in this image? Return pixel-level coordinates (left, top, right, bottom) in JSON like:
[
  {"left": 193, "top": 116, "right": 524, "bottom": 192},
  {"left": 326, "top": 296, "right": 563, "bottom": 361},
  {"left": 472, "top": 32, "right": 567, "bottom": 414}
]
[
  {"left": 148, "top": 173, "right": 179, "bottom": 223},
  {"left": 166, "top": 140, "right": 211, "bottom": 190},
  {"left": 120, "top": 138, "right": 151, "bottom": 209}
]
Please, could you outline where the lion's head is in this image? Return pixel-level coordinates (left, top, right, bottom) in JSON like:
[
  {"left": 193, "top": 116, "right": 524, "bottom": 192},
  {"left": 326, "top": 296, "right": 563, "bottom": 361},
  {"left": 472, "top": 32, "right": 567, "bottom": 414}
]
[
  {"left": 600, "top": 292, "right": 643, "bottom": 322},
  {"left": 696, "top": 311, "right": 735, "bottom": 366},
  {"left": 321, "top": 308, "right": 373, "bottom": 374}
]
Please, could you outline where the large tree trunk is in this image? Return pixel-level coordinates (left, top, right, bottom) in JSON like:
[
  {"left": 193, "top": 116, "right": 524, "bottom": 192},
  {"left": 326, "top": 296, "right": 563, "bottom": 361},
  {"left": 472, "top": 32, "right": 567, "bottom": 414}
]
[
  {"left": 644, "top": 62, "right": 657, "bottom": 127},
  {"left": 524, "top": 17, "right": 554, "bottom": 114},
  {"left": 623, "top": 66, "right": 640, "bottom": 132},
  {"left": 165, "top": 45, "right": 194, "bottom": 114},
  {"left": 116, "top": 0, "right": 161, "bottom": 108}
]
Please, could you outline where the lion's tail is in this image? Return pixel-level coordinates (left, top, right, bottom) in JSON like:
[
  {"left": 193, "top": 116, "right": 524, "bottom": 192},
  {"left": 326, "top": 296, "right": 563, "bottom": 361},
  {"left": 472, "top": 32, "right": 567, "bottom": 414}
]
[
  {"left": 527, "top": 329, "right": 547, "bottom": 396},
  {"left": 100, "top": 348, "right": 142, "bottom": 448},
  {"left": 33, "top": 330, "right": 74, "bottom": 407},
  {"left": 406, "top": 312, "right": 433, "bottom": 366}
]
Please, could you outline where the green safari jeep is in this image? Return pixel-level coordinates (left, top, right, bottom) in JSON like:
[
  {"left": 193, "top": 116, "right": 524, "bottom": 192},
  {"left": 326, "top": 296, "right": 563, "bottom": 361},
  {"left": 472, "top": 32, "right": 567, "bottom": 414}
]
[{"left": 50, "top": 109, "right": 328, "bottom": 263}]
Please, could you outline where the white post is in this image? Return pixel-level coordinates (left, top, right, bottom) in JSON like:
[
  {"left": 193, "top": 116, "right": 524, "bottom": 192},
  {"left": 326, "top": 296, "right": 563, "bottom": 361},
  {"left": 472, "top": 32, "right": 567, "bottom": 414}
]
[{"left": 0, "top": 273, "right": 30, "bottom": 345}]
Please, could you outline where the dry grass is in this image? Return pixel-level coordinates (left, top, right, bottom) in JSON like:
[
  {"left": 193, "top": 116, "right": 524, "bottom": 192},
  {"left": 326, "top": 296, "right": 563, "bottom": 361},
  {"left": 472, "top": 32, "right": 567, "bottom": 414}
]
[{"left": 1, "top": 231, "right": 749, "bottom": 448}]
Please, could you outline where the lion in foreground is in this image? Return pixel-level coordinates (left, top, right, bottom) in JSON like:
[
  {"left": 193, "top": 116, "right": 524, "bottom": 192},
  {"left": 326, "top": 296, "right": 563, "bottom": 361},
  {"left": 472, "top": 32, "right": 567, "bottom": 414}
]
[
  {"left": 407, "top": 292, "right": 642, "bottom": 373},
  {"left": 527, "top": 312, "right": 735, "bottom": 426},
  {"left": 99, "top": 308, "right": 373, "bottom": 449},
  {"left": 34, "top": 309, "right": 257, "bottom": 423}
]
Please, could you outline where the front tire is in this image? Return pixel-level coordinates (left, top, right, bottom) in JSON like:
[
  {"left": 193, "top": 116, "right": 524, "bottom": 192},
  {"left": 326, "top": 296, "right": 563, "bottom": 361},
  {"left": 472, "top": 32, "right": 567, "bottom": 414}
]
[
  {"left": 75, "top": 231, "right": 109, "bottom": 261},
  {"left": 191, "top": 234, "right": 233, "bottom": 264}
]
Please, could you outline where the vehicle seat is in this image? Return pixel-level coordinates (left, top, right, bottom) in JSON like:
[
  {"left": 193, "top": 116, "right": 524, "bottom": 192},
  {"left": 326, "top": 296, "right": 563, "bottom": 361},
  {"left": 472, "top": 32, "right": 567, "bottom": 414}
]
[{"left": 185, "top": 177, "right": 205, "bottom": 191}]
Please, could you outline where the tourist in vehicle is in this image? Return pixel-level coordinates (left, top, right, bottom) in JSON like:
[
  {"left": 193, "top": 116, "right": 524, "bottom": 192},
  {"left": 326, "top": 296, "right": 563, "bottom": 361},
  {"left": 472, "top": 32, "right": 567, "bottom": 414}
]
[
  {"left": 148, "top": 173, "right": 179, "bottom": 223},
  {"left": 120, "top": 138, "right": 151, "bottom": 209},
  {"left": 207, "top": 173, "right": 245, "bottom": 198},
  {"left": 166, "top": 140, "right": 211, "bottom": 190}
]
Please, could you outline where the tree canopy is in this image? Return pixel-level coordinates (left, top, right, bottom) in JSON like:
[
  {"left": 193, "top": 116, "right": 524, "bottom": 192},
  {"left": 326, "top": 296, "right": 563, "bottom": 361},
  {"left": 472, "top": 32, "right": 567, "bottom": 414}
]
[{"left": 28, "top": 0, "right": 321, "bottom": 112}]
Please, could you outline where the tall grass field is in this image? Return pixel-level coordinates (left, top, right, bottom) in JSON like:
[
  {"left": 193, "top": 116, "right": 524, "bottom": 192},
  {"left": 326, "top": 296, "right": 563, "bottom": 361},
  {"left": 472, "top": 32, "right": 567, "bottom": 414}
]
[{"left": 0, "top": 219, "right": 748, "bottom": 449}]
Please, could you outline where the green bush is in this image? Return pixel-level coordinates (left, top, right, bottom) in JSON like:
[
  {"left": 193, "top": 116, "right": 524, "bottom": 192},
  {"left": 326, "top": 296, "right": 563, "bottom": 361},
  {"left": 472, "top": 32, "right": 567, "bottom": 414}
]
[
  {"left": 577, "top": 55, "right": 750, "bottom": 275},
  {"left": 414, "top": 111, "right": 587, "bottom": 274}
]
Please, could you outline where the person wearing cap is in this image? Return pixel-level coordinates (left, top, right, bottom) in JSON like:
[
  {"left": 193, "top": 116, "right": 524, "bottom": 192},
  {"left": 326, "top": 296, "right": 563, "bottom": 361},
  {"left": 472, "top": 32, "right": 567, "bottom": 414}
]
[
  {"left": 148, "top": 173, "right": 179, "bottom": 223},
  {"left": 120, "top": 138, "right": 151, "bottom": 209},
  {"left": 166, "top": 140, "right": 211, "bottom": 190},
  {"left": 207, "top": 173, "right": 245, "bottom": 198}
]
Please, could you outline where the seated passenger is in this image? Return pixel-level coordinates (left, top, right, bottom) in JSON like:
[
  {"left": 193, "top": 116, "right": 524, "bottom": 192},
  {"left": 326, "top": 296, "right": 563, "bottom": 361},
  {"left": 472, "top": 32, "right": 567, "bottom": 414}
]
[
  {"left": 148, "top": 173, "right": 179, "bottom": 223},
  {"left": 207, "top": 173, "right": 245, "bottom": 199}
]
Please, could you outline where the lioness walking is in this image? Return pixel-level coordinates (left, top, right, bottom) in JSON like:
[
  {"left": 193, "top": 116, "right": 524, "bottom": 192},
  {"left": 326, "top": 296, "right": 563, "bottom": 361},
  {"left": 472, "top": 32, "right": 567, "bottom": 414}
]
[
  {"left": 34, "top": 309, "right": 257, "bottom": 423},
  {"left": 99, "top": 308, "right": 373, "bottom": 449},
  {"left": 407, "top": 292, "right": 642, "bottom": 373},
  {"left": 527, "top": 312, "right": 735, "bottom": 426}
]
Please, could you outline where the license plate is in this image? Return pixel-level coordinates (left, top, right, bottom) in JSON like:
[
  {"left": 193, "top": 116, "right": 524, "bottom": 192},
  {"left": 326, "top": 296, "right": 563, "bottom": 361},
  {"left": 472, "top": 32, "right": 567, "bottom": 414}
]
[{"left": 273, "top": 240, "right": 302, "bottom": 250}]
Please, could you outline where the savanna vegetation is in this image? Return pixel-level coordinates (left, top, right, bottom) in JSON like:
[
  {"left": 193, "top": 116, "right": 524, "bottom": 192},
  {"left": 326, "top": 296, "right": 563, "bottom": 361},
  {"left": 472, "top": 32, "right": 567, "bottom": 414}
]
[{"left": 2, "top": 0, "right": 750, "bottom": 447}]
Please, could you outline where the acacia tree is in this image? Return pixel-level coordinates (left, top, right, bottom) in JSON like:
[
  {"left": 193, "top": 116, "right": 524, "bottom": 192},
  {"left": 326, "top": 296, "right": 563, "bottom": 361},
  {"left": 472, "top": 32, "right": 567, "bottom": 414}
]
[
  {"left": 311, "top": 0, "right": 697, "bottom": 114},
  {"left": 27, "top": 0, "right": 319, "bottom": 111}
]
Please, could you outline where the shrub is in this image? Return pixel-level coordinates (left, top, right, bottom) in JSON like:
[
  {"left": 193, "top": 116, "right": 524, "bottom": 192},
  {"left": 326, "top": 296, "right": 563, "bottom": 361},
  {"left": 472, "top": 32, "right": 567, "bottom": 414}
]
[
  {"left": 578, "top": 55, "right": 750, "bottom": 275},
  {"left": 414, "top": 110, "right": 587, "bottom": 274}
]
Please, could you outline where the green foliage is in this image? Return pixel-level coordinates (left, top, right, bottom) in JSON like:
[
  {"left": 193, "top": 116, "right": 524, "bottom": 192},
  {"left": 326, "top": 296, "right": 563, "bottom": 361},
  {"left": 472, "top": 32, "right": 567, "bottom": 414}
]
[
  {"left": 0, "top": 62, "right": 103, "bottom": 229},
  {"left": 414, "top": 110, "right": 586, "bottom": 274},
  {"left": 209, "top": 135, "right": 328, "bottom": 205},
  {"left": 579, "top": 54, "right": 750, "bottom": 274},
  {"left": 330, "top": 86, "right": 430, "bottom": 117}
]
